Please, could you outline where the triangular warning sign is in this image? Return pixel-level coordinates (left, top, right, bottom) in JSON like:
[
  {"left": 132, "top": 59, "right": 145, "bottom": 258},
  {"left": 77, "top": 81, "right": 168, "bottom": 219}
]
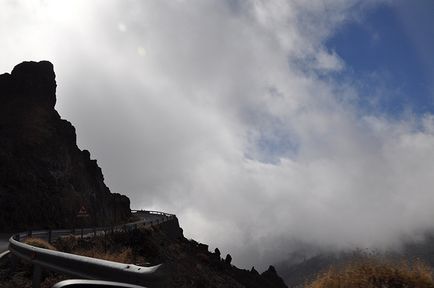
[{"left": 76, "top": 205, "right": 89, "bottom": 218}]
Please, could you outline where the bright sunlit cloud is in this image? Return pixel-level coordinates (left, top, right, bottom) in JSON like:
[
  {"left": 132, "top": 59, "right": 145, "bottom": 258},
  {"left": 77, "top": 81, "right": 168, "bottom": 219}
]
[{"left": 2, "top": 0, "right": 434, "bottom": 271}]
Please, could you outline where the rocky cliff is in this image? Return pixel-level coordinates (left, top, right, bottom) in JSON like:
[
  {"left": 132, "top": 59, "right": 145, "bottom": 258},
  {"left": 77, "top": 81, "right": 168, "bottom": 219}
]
[{"left": 0, "top": 61, "right": 130, "bottom": 231}]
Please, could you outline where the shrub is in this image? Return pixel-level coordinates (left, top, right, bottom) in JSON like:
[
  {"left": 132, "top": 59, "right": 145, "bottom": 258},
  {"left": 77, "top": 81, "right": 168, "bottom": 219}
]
[
  {"left": 76, "top": 247, "right": 134, "bottom": 263},
  {"left": 306, "top": 258, "right": 434, "bottom": 288},
  {"left": 24, "top": 237, "right": 57, "bottom": 251}
]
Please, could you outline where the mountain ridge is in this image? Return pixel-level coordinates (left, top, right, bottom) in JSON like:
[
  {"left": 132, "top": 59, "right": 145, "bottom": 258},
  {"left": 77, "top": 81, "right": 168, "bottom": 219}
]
[{"left": 0, "top": 61, "right": 130, "bottom": 231}]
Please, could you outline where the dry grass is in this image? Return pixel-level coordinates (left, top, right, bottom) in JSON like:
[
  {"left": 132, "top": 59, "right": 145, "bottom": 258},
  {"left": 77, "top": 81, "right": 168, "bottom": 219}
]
[
  {"left": 22, "top": 236, "right": 135, "bottom": 264},
  {"left": 306, "top": 258, "right": 434, "bottom": 288},
  {"left": 74, "top": 247, "right": 134, "bottom": 263},
  {"left": 54, "top": 234, "right": 139, "bottom": 264},
  {"left": 23, "top": 237, "right": 57, "bottom": 251}
]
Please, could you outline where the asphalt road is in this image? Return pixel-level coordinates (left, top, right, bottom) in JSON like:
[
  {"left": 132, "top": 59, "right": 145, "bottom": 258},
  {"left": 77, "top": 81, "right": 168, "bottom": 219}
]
[{"left": 0, "top": 211, "right": 168, "bottom": 253}]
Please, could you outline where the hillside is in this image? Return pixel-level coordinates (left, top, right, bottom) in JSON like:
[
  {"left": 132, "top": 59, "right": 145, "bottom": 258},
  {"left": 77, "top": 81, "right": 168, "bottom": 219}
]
[
  {"left": 0, "top": 61, "right": 130, "bottom": 231},
  {"left": 0, "top": 61, "right": 288, "bottom": 287},
  {"left": 276, "top": 234, "right": 434, "bottom": 287},
  {"left": 1, "top": 216, "right": 288, "bottom": 288},
  {"left": 58, "top": 219, "right": 287, "bottom": 288}
]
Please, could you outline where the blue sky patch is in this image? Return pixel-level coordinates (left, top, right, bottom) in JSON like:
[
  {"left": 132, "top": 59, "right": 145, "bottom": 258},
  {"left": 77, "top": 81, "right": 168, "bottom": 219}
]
[{"left": 326, "top": 1, "right": 434, "bottom": 117}]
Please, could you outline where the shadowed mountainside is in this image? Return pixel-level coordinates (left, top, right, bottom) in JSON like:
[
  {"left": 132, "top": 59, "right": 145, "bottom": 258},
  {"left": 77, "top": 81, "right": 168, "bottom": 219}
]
[
  {"left": 1, "top": 218, "right": 288, "bottom": 288},
  {"left": 0, "top": 61, "right": 130, "bottom": 231}
]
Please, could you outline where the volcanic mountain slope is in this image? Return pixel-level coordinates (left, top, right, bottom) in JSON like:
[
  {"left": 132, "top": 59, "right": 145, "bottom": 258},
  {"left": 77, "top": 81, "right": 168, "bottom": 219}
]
[
  {"left": 0, "top": 61, "right": 130, "bottom": 231},
  {"left": 0, "top": 217, "right": 288, "bottom": 288}
]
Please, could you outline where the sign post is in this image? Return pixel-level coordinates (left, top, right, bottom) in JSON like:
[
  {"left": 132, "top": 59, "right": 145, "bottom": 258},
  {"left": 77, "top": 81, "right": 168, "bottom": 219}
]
[{"left": 76, "top": 205, "right": 89, "bottom": 239}]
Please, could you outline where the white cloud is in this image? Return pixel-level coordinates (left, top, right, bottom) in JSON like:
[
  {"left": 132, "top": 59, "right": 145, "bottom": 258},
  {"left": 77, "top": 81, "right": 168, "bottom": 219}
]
[
  {"left": 2, "top": 0, "right": 434, "bottom": 271},
  {"left": 314, "top": 49, "right": 345, "bottom": 71}
]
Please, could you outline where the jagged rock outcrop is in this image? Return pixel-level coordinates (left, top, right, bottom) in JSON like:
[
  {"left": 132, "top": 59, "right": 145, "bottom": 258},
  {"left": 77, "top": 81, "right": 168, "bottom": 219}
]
[
  {"left": 260, "top": 265, "right": 287, "bottom": 287},
  {"left": 0, "top": 61, "right": 130, "bottom": 231}
]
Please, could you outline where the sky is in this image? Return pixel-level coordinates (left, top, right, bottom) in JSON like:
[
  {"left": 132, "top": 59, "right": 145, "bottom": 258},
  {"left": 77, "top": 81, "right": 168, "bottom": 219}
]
[{"left": 1, "top": 0, "right": 434, "bottom": 270}]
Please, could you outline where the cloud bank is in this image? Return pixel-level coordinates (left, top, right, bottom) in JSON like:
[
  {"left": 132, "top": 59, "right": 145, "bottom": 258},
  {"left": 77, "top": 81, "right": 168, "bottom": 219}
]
[{"left": 2, "top": 0, "right": 434, "bottom": 269}]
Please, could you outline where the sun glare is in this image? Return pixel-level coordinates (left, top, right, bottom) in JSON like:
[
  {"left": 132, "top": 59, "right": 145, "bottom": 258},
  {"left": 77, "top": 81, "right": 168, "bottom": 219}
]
[{"left": 23, "top": 0, "right": 87, "bottom": 26}]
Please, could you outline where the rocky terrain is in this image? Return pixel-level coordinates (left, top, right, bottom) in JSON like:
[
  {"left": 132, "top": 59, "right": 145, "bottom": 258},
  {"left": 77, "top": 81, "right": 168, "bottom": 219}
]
[
  {"left": 1, "top": 217, "right": 287, "bottom": 288},
  {"left": 0, "top": 61, "right": 130, "bottom": 231},
  {"left": 59, "top": 219, "right": 287, "bottom": 288}
]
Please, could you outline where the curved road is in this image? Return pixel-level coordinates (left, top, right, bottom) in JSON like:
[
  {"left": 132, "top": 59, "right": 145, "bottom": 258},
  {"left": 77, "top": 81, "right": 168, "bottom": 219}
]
[
  {"left": 0, "top": 211, "right": 173, "bottom": 288},
  {"left": 0, "top": 211, "right": 169, "bottom": 254}
]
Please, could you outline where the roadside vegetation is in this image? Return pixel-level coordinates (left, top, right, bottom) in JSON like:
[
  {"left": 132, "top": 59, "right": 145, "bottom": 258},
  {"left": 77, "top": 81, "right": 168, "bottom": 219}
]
[
  {"left": 54, "top": 234, "right": 140, "bottom": 264},
  {"left": 305, "top": 257, "right": 434, "bottom": 288},
  {"left": 23, "top": 237, "right": 57, "bottom": 251},
  {"left": 6, "top": 234, "right": 434, "bottom": 288}
]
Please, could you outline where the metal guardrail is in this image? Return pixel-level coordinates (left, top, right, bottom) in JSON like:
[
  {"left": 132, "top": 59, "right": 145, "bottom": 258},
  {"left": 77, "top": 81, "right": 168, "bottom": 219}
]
[
  {"left": 52, "top": 279, "right": 148, "bottom": 288},
  {"left": 8, "top": 210, "right": 176, "bottom": 288},
  {"left": 0, "top": 250, "right": 10, "bottom": 259},
  {"left": 132, "top": 210, "right": 175, "bottom": 218}
]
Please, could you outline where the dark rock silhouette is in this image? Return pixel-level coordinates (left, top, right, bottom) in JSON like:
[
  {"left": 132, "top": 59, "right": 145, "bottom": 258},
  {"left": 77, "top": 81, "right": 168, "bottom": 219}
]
[
  {"left": 260, "top": 265, "right": 287, "bottom": 288},
  {"left": 0, "top": 61, "right": 130, "bottom": 231},
  {"left": 214, "top": 247, "right": 221, "bottom": 259},
  {"left": 225, "top": 253, "right": 232, "bottom": 265},
  {"left": 250, "top": 266, "right": 259, "bottom": 275},
  {"left": 131, "top": 223, "right": 287, "bottom": 288}
]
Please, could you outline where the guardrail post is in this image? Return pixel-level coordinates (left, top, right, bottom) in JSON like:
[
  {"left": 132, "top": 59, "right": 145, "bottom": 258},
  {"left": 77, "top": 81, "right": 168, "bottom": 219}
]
[
  {"left": 10, "top": 254, "right": 17, "bottom": 274},
  {"left": 81, "top": 228, "right": 83, "bottom": 239},
  {"left": 32, "top": 264, "right": 42, "bottom": 288},
  {"left": 28, "top": 230, "right": 32, "bottom": 238},
  {"left": 93, "top": 227, "right": 97, "bottom": 237},
  {"left": 104, "top": 229, "right": 107, "bottom": 253},
  {"left": 48, "top": 230, "right": 52, "bottom": 243}
]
